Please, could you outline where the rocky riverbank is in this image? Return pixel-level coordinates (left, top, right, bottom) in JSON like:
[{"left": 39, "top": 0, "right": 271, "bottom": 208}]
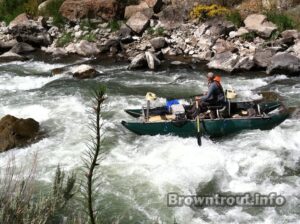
[{"left": 0, "top": 0, "right": 300, "bottom": 76}]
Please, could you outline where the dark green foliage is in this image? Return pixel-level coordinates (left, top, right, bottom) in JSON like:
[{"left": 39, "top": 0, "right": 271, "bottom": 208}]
[
  {"left": 147, "top": 27, "right": 165, "bottom": 36},
  {"left": 0, "top": 0, "right": 29, "bottom": 23},
  {"left": 226, "top": 10, "right": 243, "bottom": 28},
  {"left": 241, "top": 31, "right": 256, "bottom": 42},
  {"left": 56, "top": 32, "right": 73, "bottom": 47},
  {"left": 107, "top": 20, "right": 120, "bottom": 32},
  {"left": 80, "top": 19, "right": 97, "bottom": 31},
  {"left": 80, "top": 33, "right": 97, "bottom": 42},
  {"left": 42, "top": 0, "right": 65, "bottom": 26},
  {"left": 265, "top": 11, "right": 295, "bottom": 32}
]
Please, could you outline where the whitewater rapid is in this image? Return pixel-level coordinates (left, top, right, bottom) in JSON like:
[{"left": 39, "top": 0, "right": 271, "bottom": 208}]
[{"left": 0, "top": 59, "right": 299, "bottom": 223}]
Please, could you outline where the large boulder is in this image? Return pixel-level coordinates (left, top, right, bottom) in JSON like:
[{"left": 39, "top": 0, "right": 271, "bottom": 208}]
[
  {"left": 10, "top": 42, "right": 35, "bottom": 54},
  {"left": 0, "top": 115, "right": 39, "bottom": 152},
  {"left": 0, "top": 39, "right": 18, "bottom": 52},
  {"left": 145, "top": 51, "right": 161, "bottom": 69},
  {"left": 207, "top": 51, "right": 239, "bottom": 73},
  {"left": 244, "top": 14, "right": 277, "bottom": 38},
  {"left": 234, "top": 55, "right": 255, "bottom": 71},
  {"left": 126, "top": 11, "right": 153, "bottom": 34},
  {"left": 267, "top": 52, "right": 300, "bottom": 75},
  {"left": 254, "top": 47, "right": 277, "bottom": 68},
  {"left": 59, "top": 0, "right": 119, "bottom": 22},
  {"left": 66, "top": 40, "right": 100, "bottom": 56},
  {"left": 158, "top": 6, "right": 185, "bottom": 30},
  {"left": 8, "top": 14, "right": 52, "bottom": 47},
  {"left": 124, "top": 2, "right": 149, "bottom": 19},
  {"left": 292, "top": 41, "right": 300, "bottom": 57},
  {"left": 144, "top": 0, "right": 163, "bottom": 13},
  {"left": 72, "top": 64, "right": 99, "bottom": 79},
  {"left": 150, "top": 37, "right": 166, "bottom": 50},
  {"left": 0, "top": 51, "right": 28, "bottom": 62}
]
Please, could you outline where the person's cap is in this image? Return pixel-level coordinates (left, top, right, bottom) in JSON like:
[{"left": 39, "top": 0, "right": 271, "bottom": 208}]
[{"left": 207, "top": 72, "right": 215, "bottom": 78}]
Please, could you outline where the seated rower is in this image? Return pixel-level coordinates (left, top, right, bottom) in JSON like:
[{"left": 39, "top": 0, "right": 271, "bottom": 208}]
[{"left": 187, "top": 72, "right": 225, "bottom": 119}]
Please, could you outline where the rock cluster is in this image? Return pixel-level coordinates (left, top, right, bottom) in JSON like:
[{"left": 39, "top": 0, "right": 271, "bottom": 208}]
[{"left": 0, "top": 115, "right": 40, "bottom": 152}]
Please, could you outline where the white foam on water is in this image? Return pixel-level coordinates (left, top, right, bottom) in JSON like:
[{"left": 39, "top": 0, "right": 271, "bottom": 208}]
[
  {"left": 1, "top": 63, "right": 300, "bottom": 223},
  {"left": 0, "top": 73, "right": 63, "bottom": 92}
]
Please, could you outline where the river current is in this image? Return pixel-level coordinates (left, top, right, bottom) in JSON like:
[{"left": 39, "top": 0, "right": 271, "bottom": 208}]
[{"left": 0, "top": 55, "right": 300, "bottom": 223}]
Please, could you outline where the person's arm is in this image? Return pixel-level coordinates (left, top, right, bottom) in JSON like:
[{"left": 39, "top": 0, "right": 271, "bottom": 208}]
[{"left": 201, "top": 83, "right": 215, "bottom": 101}]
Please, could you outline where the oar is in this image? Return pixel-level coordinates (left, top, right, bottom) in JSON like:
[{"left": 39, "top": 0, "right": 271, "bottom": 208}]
[{"left": 196, "top": 100, "right": 202, "bottom": 146}]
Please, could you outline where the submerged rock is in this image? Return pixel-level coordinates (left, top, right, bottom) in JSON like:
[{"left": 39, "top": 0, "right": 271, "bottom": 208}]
[{"left": 0, "top": 115, "right": 39, "bottom": 152}]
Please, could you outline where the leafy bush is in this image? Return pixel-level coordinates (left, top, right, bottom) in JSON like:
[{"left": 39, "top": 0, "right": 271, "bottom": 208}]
[
  {"left": 226, "top": 10, "right": 243, "bottom": 28},
  {"left": 56, "top": 32, "right": 73, "bottom": 47},
  {"left": 24, "top": 0, "right": 39, "bottom": 17},
  {"left": 190, "top": 4, "right": 230, "bottom": 21},
  {"left": 42, "top": 0, "right": 65, "bottom": 26},
  {"left": 0, "top": 0, "right": 29, "bottom": 23},
  {"left": 80, "top": 33, "right": 97, "bottom": 42},
  {"left": 265, "top": 11, "right": 296, "bottom": 32},
  {"left": 107, "top": 20, "right": 120, "bottom": 32},
  {"left": 241, "top": 31, "right": 256, "bottom": 41},
  {"left": 147, "top": 27, "right": 165, "bottom": 36}
]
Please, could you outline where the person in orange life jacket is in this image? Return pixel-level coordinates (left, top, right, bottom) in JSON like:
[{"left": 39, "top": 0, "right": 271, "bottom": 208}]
[{"left": 187, "top": 72, "right": 225, "bottom": 119}]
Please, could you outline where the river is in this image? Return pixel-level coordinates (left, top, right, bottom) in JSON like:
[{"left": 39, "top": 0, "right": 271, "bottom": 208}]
[{"left": 0, "top": 54, "right": 300, "bottom": 223}]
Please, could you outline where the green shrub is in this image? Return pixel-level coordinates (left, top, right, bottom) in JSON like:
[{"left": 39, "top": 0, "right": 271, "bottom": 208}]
[
  {"left": 0, "top": 0, "right": 29, "bottom": 23},
  {"left": 56, "top": 32, "right": 73, "bottom": 47},
  {"left": 42, "top": 0, "right": 65, "bottom": 26},
  {"left": 80, "top": 19, "right": 97, "bottom": 31},
  {"left": 265, "top": 11, "right": 295, "bottom": 32},
  {"left": 241, "top": 31, "right": 256, "bottom": 41},
  {"left": 190, "top": 4, "right": 230, "bottom": 21},
  {"left": 107, "top": 20, "right": 120, "bottom": 32},
  {"left": 226, "top": 10, "right": 243, "bottom": 28},
  {"left": 147, "top": 27, "right": 165, "bottom": 36},
  {"left": 80, "top": 33, "right": 97, "bottom": 42}
]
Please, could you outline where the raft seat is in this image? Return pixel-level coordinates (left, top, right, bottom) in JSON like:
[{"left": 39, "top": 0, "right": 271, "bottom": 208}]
[{"left": 148, "top": 114, "right": 176, "bottom": 122}]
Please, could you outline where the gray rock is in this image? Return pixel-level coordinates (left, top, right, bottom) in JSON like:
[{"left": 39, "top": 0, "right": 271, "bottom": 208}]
[
  {"left": 74, "top": 40, "right": 100, "bottom": 56},
  {"left": 158, "top": 6, "right": 185, "bottom": 30},
  {"left": 144, "top": 0, "right": 163, "bottom": 13},
  {"left": 267, "top": 52, "right": 300, "bottom": 75},
  {"left": 124, "top": 2, "right": 149, "bottom": 19},
  {"left": 207, "top": 51, "right": 239, "bottom": 73},
  {"left": 0, "top": 115, "right": 39, "bottom": 152},
  {"left": 244, "top": 14, "right": 277, "bottom": 38},
  {"left": 0, "top": 39, "right": 18, "bottom": 51},
  {"left": 128, "top": 53, "right": 147, "bottom": 69},
  {"left": 126, "top": 11, "right": 153, "bottom": 34},
  {"left": 234, "top": 55, "right": 255, "bottom": 71},
  {"left": 150, "top": 37, "right": 166, "bottom": 50},
  {"left": 72, "top": 64, "right": 99, "bottom": 79},
  {"left": 212, "top": 39, "right": 236, "bottom": 54},
  {"left": 0, "top": 51, "right": 27, "bottom": 62},
  {"left": 254, "top": 47, "right": 277, "bottom": 68},
  {"left": 145, "top": 51, "right": 160, "bottom": 69},
  {"left": 10, "top": 42, "right": 35, "bottom": 54},
  {"left": 99, "top": 39, "right": 122, "bottom": 53}
]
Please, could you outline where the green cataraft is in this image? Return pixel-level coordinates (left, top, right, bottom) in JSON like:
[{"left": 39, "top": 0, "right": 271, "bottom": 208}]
[{"left": 121, "top": 101, "right": 289, "bottom": 138}]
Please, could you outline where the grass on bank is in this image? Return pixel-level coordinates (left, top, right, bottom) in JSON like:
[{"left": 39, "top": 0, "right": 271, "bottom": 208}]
[
  {"left": 0, "top": 0, "right": 64, "bottom": 25},
  {"left": 265, "top": 10, "right": 296, "bottom": 32}
]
